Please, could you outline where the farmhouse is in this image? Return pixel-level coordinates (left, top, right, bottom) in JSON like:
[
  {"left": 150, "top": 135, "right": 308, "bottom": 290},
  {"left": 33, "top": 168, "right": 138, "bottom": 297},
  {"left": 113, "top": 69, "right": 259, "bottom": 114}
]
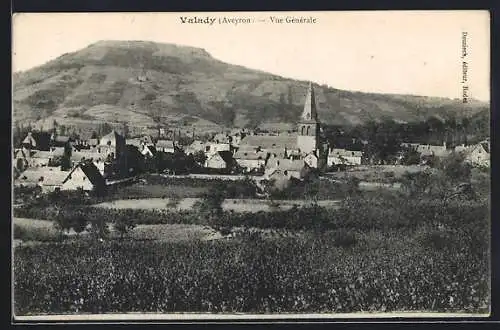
[
  {"left": 266, "top": 159, "right": 309, "bottom": 180},
  {"left": 155, "top": 139, "right": 175, "bottom": 153},
  {"left": 204, "top": 142, "right": 231, "bottom": 156},
  {"left": 14, "top": 147, "right": 36, "bottom": 171},
  {"left": 417, "top": 143, "right": 450, "bottom": 158},
  {"left": 61, "top": 162, "right": 106, "bottom": 192},
  {"left": 15, "top": 167, "right": 70, "bottom": 192},
  {"left": 185, "top": 140, "right": 207, "bottom": 155},
  {"left": 204, "top": 151, "right": 233, "bottom": 169},
  {"left": 234, "top": 149, "right": 267, "bottom": 172},
  {"left": 455, "top": 142, "right": 490, "bottom": 167},
  {"left": 327, "top": 148, "right": 362, "bottom": 166},
  {"left": 21, "top": 132, "right": 38, "bottom": 149}
]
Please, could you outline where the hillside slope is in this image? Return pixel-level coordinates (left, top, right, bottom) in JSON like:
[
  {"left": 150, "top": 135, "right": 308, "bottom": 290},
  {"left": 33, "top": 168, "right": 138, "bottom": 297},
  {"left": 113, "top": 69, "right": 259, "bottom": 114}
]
[{"left": 13, "top": 40, "right": 490, "bottom": 131}]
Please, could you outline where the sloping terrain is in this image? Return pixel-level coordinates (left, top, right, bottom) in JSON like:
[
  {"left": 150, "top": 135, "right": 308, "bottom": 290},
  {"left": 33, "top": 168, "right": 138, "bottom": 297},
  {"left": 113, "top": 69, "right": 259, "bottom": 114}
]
[{"left": 13, "top": 40, "right": 489, "bottom": 131}]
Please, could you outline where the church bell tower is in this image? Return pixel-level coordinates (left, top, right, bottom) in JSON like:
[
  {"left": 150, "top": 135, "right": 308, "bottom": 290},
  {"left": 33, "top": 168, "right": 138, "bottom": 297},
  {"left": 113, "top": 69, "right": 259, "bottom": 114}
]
[{"left": 297, "top": 82, "right": 320, "bottom": 155}]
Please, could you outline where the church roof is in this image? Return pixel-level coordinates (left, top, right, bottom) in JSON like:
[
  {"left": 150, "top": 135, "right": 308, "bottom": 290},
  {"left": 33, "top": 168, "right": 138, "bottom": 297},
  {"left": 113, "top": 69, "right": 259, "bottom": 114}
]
[
  {"left": 300, "top": 82, "right": 319, "bottom": 123},
  {"left": 239, "top": 135, "right": 297, "bottom": 149}
]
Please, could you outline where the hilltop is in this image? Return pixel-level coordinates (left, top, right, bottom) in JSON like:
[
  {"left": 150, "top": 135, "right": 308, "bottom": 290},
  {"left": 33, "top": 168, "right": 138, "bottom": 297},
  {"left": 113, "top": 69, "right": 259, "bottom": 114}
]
[{"left": 13, "top": 40, "right": 489, "bottom": 132}]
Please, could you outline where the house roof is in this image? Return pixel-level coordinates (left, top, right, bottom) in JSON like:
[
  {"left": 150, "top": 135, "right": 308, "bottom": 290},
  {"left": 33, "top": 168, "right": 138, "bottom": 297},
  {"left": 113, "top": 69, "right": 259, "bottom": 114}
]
[
  {"left": 213, "top": 133, "right": 229, "bottom": 143},
  {"left": 49, "top": 147, "right": 65, "bottom": 157},
  {"left": 480, "top": 142, "right": 490, "bottom": 153},
  {"left": 187, "top": 140, "right": 206, "bottom": 151},
  {"left": 88, "top": 138, "right": 99, "bottom": 146},
  {"left": 156, "top": 139, "right": 175, "bottom": 148},
  {"left": 16, "top": 168, "right": 69, "bottom": 186},
  {"left": 329, "top": 148, "right": 362, "bottom": 158},
  {"left": 14, "top": 148, "right": 36, "bottom": 158},
  {"left": 264, "top": 147, "right": 287, "bottom": 158},
  {"left": 217, "top": 151, "right": 233, "bottom": 164},
  {"left": 31, "top": 150, "right": 53, "bottom": 159},
  {"left": 63, "top": 161, "right": 106, "bottom": 187},
  {"left": 275, "top": 159, "right": 306, "bottom": 172},
  {"left": 71, "top": 151, "right": 105, "bottom": 162},
  {"left": 142, "top": 145, "right": 157, "bottom": 156},
  {"left": 234, "top": 150, "right": 267, "bottom": 160},
  {"left": 468, "top": 143, "right": 489, "bottom": 155},
  {"left": 416, "top": 144, "right": 446, "bottom": 153},
  {"left": 239, "top": 135, "right": 298, "bottom": 149},
  {"left": 127, "top": 138, "right": 143, "bottom": 147},
  {"left": 53, "top": 135, "right": 70, "bottom": 143},
  {"left": 22, "top": 133, "right": 37, "bottom": 147},
  {"left": 418, "top": 144, "right": 451, "bottom": 158}
]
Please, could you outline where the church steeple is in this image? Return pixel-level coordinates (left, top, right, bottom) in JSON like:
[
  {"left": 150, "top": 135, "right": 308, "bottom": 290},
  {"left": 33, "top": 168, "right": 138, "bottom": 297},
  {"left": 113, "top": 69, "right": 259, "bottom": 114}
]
[
  {"left": 297, "top": 82, "right": 321, "bottom": 157},
  {"left": 300, "top": 82, "right": 318, "bottom": 123}
]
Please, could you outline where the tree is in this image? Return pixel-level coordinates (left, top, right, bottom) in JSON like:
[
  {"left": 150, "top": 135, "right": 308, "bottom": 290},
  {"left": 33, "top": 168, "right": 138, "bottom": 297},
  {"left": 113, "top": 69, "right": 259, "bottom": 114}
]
[
  {"left": 439, "top": 152, "right": 472, "bottom": 184},
  {"left": 401, "top": 148, "right": 421, "bottom": 165},
  {"left": 114, "top": 214, "right": 136, "bottom": 239},
  {"left": 89, "top": 216, "right": 110, "bottom": 240},
  {"left": 60, "top": 142, "right": 73, "bottom": 171},
  {"left": 195, "top": 183, "right": 226, "bottom": 231},
  {"left": 193, "top": 150, "right": 207, "bottom": 165}
]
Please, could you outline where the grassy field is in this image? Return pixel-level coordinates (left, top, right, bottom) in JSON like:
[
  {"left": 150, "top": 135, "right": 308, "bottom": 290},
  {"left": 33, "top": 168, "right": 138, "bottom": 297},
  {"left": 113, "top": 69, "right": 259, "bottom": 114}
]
[
  {"left": 326, "top": 165, "right": 432, "bottom": 184},
  {"left": 93, "top": 198, "right": 340, "bottom": 212},
  {"left": 107, "top": 183, "right": 209, "bottom": 199}
]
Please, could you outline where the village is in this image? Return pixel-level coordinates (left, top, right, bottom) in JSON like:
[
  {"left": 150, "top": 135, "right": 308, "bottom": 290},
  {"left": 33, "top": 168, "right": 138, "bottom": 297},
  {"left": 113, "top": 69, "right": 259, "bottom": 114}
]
[{"left": 13, "top": 82, "right": 490, "bottom": 195}]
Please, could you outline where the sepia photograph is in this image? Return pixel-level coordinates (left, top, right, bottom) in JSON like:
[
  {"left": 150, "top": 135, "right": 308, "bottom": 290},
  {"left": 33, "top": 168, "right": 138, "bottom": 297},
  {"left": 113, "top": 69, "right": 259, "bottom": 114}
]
[{"left": 11, "top": 11, "right": 491, "bottom": 320}]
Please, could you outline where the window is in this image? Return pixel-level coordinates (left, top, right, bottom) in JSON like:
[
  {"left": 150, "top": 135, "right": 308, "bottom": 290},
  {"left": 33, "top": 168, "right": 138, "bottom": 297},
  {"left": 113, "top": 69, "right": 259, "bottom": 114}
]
[
  {"left": 284, "top": 170, "right": 288, "bottom": 176},
  {"left": 301, "top": 126, "right": 305, "bottom": 135},
  {"left": 306, "top": 126, "right": 310, "bottom": 135}
]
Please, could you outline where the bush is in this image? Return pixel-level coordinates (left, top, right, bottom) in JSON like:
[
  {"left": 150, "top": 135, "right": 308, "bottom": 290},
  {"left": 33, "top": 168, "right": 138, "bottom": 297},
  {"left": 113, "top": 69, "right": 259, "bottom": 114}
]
[
  {"left": 332, "top": 230, "right": 357, "bottom": 248},
  {"left": 13, "top": 234, "right": 489, "bottom": 314},
  {"left": 13, "top": 224, "right": 60, "bottom": 242},
  {"left": 417, "top": 229, "right": 458, "bottom": 251}
]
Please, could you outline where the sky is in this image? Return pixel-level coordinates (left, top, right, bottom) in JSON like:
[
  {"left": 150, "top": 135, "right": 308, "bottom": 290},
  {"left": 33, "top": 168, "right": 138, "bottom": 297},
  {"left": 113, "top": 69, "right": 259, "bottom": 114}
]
[{"left": 12, "top": 11, "right": 490, "bottom": 101}]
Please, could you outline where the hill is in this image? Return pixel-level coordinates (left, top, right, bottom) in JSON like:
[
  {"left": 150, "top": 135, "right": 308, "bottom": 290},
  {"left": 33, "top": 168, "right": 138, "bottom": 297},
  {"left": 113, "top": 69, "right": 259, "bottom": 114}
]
[{"left": 13, "top": 40, "right": 490, "bottom": 133}]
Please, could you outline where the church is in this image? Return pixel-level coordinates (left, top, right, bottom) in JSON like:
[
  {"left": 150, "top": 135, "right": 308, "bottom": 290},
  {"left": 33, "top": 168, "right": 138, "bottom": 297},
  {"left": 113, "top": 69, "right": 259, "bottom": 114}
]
[
  {"left": 296, "top": 82, "right": 325, "bottom": 161},
  {"left": 238, "top": 82, "right": 328, "bottom": 171}
]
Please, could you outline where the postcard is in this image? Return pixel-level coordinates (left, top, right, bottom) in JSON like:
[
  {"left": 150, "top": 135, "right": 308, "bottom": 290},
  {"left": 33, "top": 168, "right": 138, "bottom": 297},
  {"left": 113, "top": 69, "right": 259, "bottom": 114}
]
[{"left": 11, "top": 11, "right": 490, "bottom": 322}]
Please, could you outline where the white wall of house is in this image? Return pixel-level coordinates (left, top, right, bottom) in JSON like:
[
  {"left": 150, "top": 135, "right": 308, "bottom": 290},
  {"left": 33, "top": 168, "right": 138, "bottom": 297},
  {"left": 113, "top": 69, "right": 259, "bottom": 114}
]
[
  {"left": 204, "top": 154, "right": 227, "bottom": 169},
  {"left": 236, "top": 158, "right": 265, "bottom": 171},
  {"left": 61, "top": 167, "right": 95, "bottom": 191},
  {"left": 327, "top": 155, "right": 361, "bottom": 166}
]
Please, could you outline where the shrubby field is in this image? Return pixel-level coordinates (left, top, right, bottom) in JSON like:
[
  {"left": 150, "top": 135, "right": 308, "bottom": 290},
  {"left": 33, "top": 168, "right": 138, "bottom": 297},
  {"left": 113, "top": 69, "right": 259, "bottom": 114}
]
[{"left": 14, "top": 227, "right": 489, "bottom": 315}]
